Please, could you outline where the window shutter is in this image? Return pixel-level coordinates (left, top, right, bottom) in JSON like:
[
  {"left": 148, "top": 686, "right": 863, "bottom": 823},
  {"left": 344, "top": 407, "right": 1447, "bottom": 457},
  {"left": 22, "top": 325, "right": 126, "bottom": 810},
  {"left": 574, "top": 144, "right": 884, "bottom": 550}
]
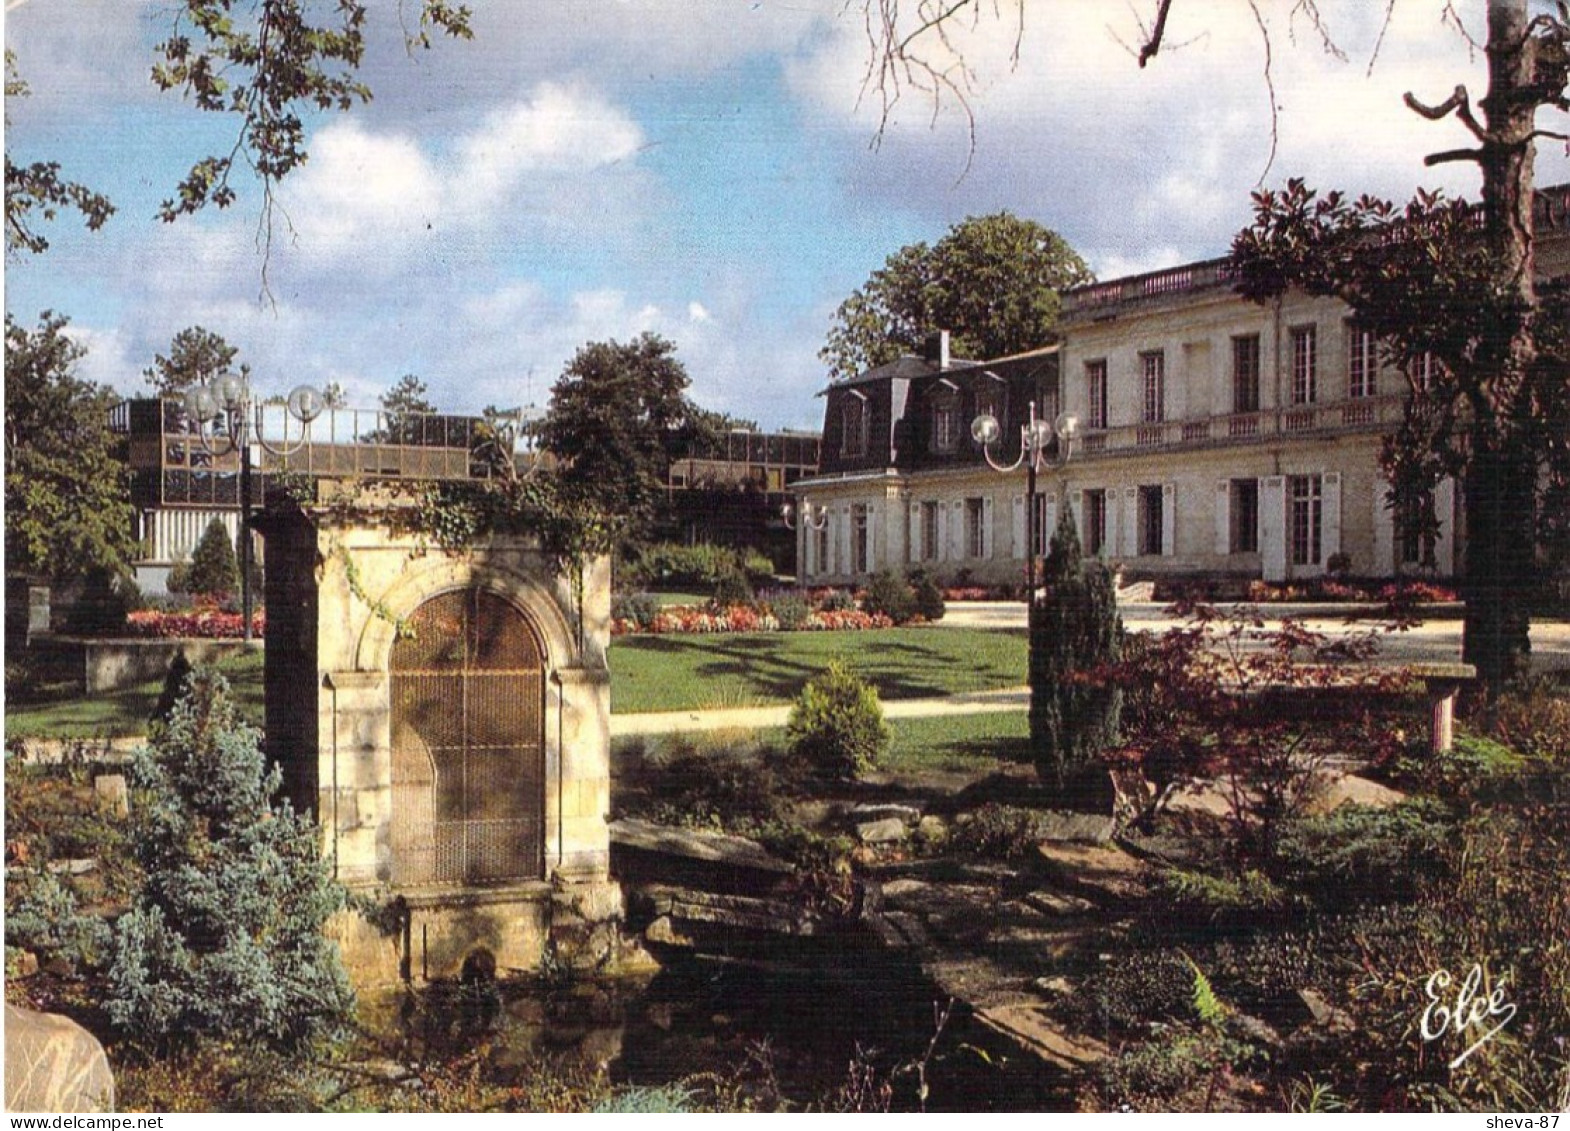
[
  {"left": 982, "top": 497, "right": 995, "bottom": 559},
  {"left": 1261, "top": 476, "right": 1287, "bottom": 581},
  {"left": 1162, "top": 483, "right": 1176, "bottom": 557},
  {"left": 910, "top": 501, "right": 923, "bottom": 562},
  {"left": 1214, "top": 480, "right": 1231, "bottom": 557},
  {"left": 1011, "top": 495, "right": 1025, "bottom": 560},
  {"left": 1434, "top": 477, "right": 1456, "bottom": 575},
  {"left": 1372, "top": 486, "right": 1395, "bottom": 576},
  {"left": 1120, "top": 487, "right": 1139, "bottom": 559},
  {"left": 1323, "top": 472, "right": 1342, "bottom": 563}
]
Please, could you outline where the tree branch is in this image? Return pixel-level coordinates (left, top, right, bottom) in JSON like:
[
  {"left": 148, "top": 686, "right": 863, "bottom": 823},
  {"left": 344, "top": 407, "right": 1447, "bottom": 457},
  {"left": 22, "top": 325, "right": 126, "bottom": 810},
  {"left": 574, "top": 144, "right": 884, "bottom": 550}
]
[
  {"left": 1423, "top": 146, "right": 1485, "bottom": 166},
  {"left": 1403, "top": 84, "right": 1492, "bottom": 143},
  {"left": 1137, "top": 0, "right": 1175, "bottom": 67}
]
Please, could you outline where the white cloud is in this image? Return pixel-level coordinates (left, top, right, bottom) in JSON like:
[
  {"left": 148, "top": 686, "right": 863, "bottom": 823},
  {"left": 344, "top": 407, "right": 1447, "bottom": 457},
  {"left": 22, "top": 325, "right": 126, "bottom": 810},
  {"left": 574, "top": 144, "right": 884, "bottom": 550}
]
[{"left": 688, "top": 301, "right": 712, "bottom": 323}]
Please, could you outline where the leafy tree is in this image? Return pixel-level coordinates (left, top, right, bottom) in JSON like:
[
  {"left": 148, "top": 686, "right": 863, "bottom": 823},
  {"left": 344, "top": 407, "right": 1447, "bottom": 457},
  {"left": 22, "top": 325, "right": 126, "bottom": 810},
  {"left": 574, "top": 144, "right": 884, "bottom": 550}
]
[
  {"left": 187, "top": 516, "right": 240, "bottom": 597},
  {"left": 538, "top": 333, "right": 714, "bottom": 546},
  {"left": 362, "top": 374, "right": 440, "bottom": 445},
  {"left": 821, "top": 212, "right": 1093, "bottom": 381},
  {"left": 107, "top": 668, "right": 354, "bottom": 1051},
  {"left": 4, "top": 312, "right": 137, "bottom": 582},
  {"left": 144, "top": 326, "right": 243, "bottom": 396},
  {"left": 4, "top": 52, "right": 115, "bottom": 256},
  {"left": 1030, "top": 504, "right": 1123, "bottom": 797},
  {"left": 1231, "top": 0, "right": 1569, "bottom": 689},
  {"left": 320, "top": 381, "right": 347, "bottom": 409}
]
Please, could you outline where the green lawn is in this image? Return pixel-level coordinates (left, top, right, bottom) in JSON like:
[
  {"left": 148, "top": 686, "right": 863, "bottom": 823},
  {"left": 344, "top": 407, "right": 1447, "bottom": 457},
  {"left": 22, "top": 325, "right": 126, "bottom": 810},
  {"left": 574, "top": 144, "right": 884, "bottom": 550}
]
[
  {"left": 6, "top": 625, "right": 1027, "bottom": 739},
  {"left": 5, "top": 650, "right": 266, "bottom": 740},
  {"left": 608, "top": 626, "right": 1027, "bottom": 714}
]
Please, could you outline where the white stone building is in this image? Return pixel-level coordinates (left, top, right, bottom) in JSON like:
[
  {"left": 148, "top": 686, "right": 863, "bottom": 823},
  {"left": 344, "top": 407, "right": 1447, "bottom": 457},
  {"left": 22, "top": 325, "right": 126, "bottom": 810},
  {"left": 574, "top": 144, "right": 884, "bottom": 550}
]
[{"left": 794, "top": 186, "right": 1569, "bottom": 589}]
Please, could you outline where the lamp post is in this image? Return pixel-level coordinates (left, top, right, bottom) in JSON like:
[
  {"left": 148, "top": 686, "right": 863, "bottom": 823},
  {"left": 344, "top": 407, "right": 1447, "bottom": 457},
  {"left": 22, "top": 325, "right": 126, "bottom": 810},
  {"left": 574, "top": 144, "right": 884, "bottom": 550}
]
[
  {"left": 781, "top": 500, "right": 830, "bottom": 581},
  {"left": 970, "top": 400, "right": 1079, "bottom": 601},
  {"left": 183, "top": 374, "right": 326, "bottom": 641}
]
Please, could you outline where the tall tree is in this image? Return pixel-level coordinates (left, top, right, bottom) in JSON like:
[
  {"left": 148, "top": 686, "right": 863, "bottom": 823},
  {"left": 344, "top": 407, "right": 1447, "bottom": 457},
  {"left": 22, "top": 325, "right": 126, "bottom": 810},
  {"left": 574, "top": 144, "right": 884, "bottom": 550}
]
[
  {"left": 821, "top": 212, "right": 1093, "bottom": 381},
  {"left": 144, "top": 325, "right": 243, "bottom": 396},
  {"left": 1232, "top": 1, "right": 1568, "bottom": 689},
  {"left": 538, "top": 332, "right": 709, "bottom": 544},
  {"left": 5, "top": 312, "right": 137, "bottom": 582}
]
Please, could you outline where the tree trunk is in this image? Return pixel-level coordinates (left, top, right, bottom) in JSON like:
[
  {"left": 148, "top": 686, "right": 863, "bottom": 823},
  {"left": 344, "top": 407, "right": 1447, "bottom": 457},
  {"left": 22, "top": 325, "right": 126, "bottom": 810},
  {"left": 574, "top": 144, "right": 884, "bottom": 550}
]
[{"left": 1461, "top": 439, "right": 1535, "bottom": 687}]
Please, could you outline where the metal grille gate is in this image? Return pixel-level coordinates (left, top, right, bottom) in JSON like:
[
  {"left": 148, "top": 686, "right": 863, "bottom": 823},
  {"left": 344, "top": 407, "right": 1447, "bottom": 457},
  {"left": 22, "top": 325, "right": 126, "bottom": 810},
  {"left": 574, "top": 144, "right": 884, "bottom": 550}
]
[{"left": 389, "top": 588, "right": 545, "bottom": 884}]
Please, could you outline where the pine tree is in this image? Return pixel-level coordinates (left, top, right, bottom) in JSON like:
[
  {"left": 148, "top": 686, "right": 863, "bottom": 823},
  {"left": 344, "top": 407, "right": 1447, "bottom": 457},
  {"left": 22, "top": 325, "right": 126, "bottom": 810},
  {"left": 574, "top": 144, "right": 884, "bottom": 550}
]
[
  {"left": 1029, "top": 503, "right": 1123, "bottom": 799},
  {"left": 186, "top": 516, "right": 239, "bottom": 597},
  {"left": 107, "top": 668, "right": 353, "bottom": 1050}
]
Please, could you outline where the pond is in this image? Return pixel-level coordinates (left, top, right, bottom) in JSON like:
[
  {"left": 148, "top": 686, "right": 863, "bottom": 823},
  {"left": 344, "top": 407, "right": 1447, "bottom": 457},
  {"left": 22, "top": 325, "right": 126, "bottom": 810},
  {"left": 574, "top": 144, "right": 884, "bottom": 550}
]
[{"left": 365, "top": 951, "right": 1073, "bottom": 1112}]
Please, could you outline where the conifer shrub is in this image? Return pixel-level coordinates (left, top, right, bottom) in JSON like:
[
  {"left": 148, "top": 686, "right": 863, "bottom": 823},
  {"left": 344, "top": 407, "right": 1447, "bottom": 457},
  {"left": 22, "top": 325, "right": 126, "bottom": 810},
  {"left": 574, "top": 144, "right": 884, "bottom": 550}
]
[
  {"left": 909, "top": 567, "right": 946, "bottom": 622},
  {"left": 107, "top": 667, "right": 353, "bottom": 1050},
  {"left": 186, "top": 517, "right": 240, "bottom": 597},
  {"left": 860, "top": 569, "right": 916, "bottom": 624},
  {"left": 1029, "top": 504, "right": 1124, "bottom": 794},
  {"left": 786, "top": 660, "right": 890, "bottom": 779}
]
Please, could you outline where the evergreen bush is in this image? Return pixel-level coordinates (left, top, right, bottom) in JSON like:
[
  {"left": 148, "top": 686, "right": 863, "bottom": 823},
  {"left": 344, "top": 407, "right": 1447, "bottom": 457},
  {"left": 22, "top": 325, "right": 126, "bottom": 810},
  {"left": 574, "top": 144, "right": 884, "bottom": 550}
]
[
  {"left": 712, "top": 568, "right": 755, "bottom": 607},
  {"left": 909, "top": 568, "right": 946, "bottom": 622},
  {"left": 186, "top": 517, "right": 240, "bottom": 597},
  {"left": 786, "top": 660, "right": 890, "bottom": 779},
  {"left": 1029, "top": 504, "right": 1124, "bottom": 795},
  {"left": 860, "top": 569, "right": 916, "bottom": 624},
  {"left": 107, "top": 667, "right": 353, "bottom": 1050}
]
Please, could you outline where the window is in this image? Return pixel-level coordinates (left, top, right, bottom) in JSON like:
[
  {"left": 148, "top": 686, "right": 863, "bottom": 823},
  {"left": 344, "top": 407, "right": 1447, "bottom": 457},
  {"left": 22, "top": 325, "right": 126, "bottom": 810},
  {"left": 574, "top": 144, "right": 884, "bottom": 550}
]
[
  {"left": 841, "top": 394, "right": 868, "bottom": 457},
  {"left": 1398, "top": 497, "right": 1436, "bottom": 567},
  {"left": 1141, "top": 350, "right": 1165, "bottom": 423},
  {"left": 1086, "top": 360, "right": 1108, "bottom": 429},
  {"left": 1412, "top": 351, "right": 1443, "bottom": 392},
  {"left": 852, "top": 504, "right": 869, "bottom": 574},
  {"left": 920, "top": 501, "right": 939, "bottom": 562},
  {"left": 1232, "top": 335, "right": 1260, "bottom": 413},
  {"left": 1033, "top": 494, "right": 1052, "bottom": 557},
  {"left": 1348, "top": 326, "right": 1377, "bottom": 398},
  {"left": 814, "top": 523, "right": 829, "bottom": 573},
  {"left": 1084, "top": 489, "right": 1107, "bottom": 557},
  {"left": 931, "top": 388, "right": 960, "bottom": 454},
  {"left": 1290, "top": 475, "right": 1323, "bottom": 566},
  {"left": 1138, "top": 485, "right": 1165, "bottom": 556},
  {"left": 1291, "top": 326, "right": 1317, "bottom": 405},
  {"left": 976, "top": 382, "right": 1007, "bottom": 432},
  {"left": 965, "top": 497, "right": 986, "bottom": 559},
  {"left": 1230, "top": 478, "right": 1259, "bottom": 554}
]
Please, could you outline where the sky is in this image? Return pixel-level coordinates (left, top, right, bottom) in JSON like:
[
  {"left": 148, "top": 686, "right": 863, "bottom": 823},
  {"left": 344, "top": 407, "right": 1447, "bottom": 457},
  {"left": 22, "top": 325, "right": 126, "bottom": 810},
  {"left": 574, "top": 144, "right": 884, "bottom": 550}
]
[{"left": 5, "top": 0, "right": 1568, "bottom": 432}]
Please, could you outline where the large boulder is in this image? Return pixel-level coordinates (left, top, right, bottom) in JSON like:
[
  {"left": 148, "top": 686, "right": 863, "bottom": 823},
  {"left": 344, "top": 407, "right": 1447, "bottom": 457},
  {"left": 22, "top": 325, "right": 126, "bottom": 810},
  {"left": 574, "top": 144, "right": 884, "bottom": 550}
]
[{"left": 5, "top": 1004, "right": 115, "bottom": 1112}]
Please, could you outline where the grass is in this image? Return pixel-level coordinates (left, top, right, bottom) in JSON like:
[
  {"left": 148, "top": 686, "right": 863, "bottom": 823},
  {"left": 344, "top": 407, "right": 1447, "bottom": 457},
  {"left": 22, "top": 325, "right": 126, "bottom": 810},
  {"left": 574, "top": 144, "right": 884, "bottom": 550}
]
[
  {"left": 611, "top": 710, "right": 1030, "bottom": 780},
  {"left": 609, "top": 626, "right": 1027, "bottom": 715},
  {"left": 6, "top": 625, "right": 1027, "bottom": 740},
  {"left": 5, "top": 650, "right": 265, "bottom": 740}
]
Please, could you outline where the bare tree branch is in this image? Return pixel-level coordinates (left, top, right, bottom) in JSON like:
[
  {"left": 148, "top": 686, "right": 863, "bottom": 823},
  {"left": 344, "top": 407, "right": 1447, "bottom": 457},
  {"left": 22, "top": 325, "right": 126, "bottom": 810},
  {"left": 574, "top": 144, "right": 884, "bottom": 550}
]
[
  {"left": 1404, "top": 85, "right": 1492, "bottom": 142},
  {"left": 1137, "top": 0, "right": 1175, "bottom": 67},
  {"left": 1423, "top": 146, "right": 1485, "bottom": 165},
  {"left": 1247, "top": 0, "right": 1281, "bottom": 184}
]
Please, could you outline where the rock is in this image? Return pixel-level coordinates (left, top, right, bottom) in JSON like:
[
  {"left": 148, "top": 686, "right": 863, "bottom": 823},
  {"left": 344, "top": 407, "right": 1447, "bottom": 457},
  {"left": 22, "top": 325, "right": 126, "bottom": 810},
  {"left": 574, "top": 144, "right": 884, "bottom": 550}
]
[
  {"left": 849, "top": 802, "right": 921, "bottom": 824},
  {"left": 1025, "top": 889, "right": 1094, "bottom": 916},
  {"left": 1299, "top": 772, "right": 1406, "bottom": 816},
  {"left": 1297, "top": 989, "right": 1355, "bottom": 1033},
  {"left": 1035, "top": 842, "right": 1152, "bottom": 904},
  {"left": 93, "top": 774, "right": 129, "bottom": 819},
  {"left": 881, "top": 878, "right": 931, "bottom": 901},
  {"left": 974, "top": 1003, "right": 1109, "bottom": 1072},
  {"left": 1033, "top": 975, "right": 1075, "bottom": 997},
  {"left": 856, "top": 817, "right": 908, "bottom": 845},
  {"left": 1164, "top": 780, "right": 1235, "bottom": 819},
  {"left": 609, "top": 818, "right": 794, "bottom": 874},
  {"left": 46, "top": 859, "right": 97, "bottom": 876},
  {"left": 1228, "top": 1012, "right": 1283, "bottom": 1049},
  {"left": 1034, "top": 811, "right": 1116, "bottom": 844},
  {"left": 915, "top": 815, "right": 948, "bottom": 845},
  {"left": 4, "top": 1004, "right": 115, "bottom": 1112},
  {"left": 11, "top": 951, "right": 39, "bottom": 979}
]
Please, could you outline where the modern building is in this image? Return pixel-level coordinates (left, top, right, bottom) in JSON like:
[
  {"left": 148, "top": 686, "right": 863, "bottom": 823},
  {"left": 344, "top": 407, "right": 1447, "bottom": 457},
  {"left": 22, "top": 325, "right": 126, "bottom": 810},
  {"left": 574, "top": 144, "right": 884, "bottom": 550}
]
[{"left": 793, "top": 184, "right": 1570, "bottom": 590}]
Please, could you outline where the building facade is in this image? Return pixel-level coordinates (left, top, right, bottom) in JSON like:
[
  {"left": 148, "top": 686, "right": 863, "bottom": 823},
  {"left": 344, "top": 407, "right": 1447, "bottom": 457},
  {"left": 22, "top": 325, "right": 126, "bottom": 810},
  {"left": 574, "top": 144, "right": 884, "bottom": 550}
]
[{"left": 794, "top": 185, "right": 1570, "bottom": 589}]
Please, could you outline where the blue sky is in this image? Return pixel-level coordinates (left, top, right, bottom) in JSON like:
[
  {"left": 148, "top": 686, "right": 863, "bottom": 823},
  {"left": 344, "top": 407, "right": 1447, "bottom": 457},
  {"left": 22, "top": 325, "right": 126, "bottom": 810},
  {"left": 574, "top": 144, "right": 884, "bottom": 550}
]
[{"left": 6, "top": 0, "right": 1568, "bottom": 430}]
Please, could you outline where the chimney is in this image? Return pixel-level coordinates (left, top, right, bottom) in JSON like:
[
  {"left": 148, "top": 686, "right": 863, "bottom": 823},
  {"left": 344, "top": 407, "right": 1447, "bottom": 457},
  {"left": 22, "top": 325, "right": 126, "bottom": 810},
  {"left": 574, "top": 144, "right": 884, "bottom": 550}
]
[{"left": 922, "top": 330, "right": 951, "bottom": 370}]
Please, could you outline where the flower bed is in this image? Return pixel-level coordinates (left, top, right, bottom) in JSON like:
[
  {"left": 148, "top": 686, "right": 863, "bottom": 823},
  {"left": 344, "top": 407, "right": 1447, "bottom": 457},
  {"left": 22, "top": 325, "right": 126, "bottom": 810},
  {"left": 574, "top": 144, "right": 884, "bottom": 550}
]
[
  {"left": 611, "top": 602, "right": 893, "bottom": 636},
  {"left": 125, "top": 607, "right": 266, "bottom": 639},
  {"left": 1245, "top": 579, "right": 1459, "bottom": 604}
]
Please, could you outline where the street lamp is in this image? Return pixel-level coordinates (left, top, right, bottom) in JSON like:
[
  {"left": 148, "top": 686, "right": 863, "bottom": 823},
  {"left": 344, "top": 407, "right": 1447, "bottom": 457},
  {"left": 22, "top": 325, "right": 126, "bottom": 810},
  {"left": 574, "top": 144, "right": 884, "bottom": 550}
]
[
  {"left": 182, "top": 373, "right": 325, "bottom": 641},
  {"left": 970, "top": 399, "right": 1079, "bottom": 600},
  {"left": 780, "top": 500, "right": 829, "bottom": 531}
]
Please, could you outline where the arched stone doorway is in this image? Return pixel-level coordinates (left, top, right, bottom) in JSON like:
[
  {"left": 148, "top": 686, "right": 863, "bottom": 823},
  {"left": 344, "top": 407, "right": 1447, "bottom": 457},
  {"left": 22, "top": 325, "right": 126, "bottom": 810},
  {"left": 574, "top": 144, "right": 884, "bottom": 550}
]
[{"left": 389, "top": 587, "right": 545, "bottom": 885}]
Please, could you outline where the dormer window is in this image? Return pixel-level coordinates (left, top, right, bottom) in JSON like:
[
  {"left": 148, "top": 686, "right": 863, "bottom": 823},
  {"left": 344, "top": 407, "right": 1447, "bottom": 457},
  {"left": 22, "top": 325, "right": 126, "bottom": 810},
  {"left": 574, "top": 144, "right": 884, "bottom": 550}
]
[
  {"left": 930, "top": 380, "right": 960, "bottom": 454},
  {"left": 975, "top": 375, "right": 1008, "bottom": 440},
  {"left": 841, "top": 392, "right": 869, "bottom": 458}
]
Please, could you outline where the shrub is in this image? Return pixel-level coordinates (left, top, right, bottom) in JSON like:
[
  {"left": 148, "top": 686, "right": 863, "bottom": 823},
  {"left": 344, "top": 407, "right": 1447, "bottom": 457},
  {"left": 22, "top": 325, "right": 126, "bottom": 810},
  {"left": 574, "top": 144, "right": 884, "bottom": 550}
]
[
  {"left": 819, "top": 588, "right": 857, "bottom": 613},
  {"left": 5, "top": 872, "right": 114, "bottom": 971},
  {"left": 61, "top": 567, "right": 137, "bottom": 635},
  {"left": 165, "top": 557, "right": 194, "bottom": 595},
  {"left": 1030, "top": 505, "right": 1123, "bottom": 793},
  {"left": 1157, "top": 868, "right": 1287, "bottom": 927},
  {"left": 740, "top": 549, "right": 776, "bottom": 584},
  {"left": 186, "top": 517, "right": 240, "bottom": 597},
  {"left": 948, "top": 803, "right": 1049, "bottom": 860},
  {"left": 611, "top": 591, "right": 662, "bottom": 630},
  {"left": 768, "top": 591, "right": 812, "bottom": 631},
  {"left": 1398, "top": 734, "right": 1529, "bottom": 803},
  {"left": 909, "top": 568, "right": 946, "bottom": 622},
  {"left": 712, "top": 569, "right": 755, "bottom": 608},
  {"left": 1273, "top": 798, "right": 1454, "bottom": 906},
  {"left": 786, "top": 661, "right": 889, "bottom": 779},
  {"left": 860, "top": 569, "right": 916, "bottom": 624},
  {"left": 107, "top": 667, "right": 353, "bottom": 1051}
]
